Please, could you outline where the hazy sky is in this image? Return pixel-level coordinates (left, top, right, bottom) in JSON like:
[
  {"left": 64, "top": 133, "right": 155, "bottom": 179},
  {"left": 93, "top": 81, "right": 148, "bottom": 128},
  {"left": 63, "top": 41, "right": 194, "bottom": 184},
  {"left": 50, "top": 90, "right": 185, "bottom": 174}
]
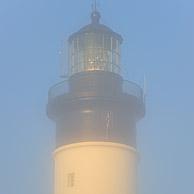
[{"left": 0, "top": 1, "right": 193, "bottom": 194}]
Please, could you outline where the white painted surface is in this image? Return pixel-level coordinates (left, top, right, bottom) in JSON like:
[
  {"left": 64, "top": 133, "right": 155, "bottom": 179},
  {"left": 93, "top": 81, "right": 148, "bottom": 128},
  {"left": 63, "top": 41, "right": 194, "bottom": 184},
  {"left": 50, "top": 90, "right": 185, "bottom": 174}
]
[{"left": 54, "top": 142, "right": 137, "bottom": 194}]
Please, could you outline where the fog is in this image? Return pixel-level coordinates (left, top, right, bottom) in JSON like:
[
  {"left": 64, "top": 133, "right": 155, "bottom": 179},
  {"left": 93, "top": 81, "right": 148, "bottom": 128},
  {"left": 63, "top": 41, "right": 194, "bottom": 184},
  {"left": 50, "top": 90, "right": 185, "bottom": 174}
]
[{"left": 0, "top": 1, "right": 193, "bottom": 194}]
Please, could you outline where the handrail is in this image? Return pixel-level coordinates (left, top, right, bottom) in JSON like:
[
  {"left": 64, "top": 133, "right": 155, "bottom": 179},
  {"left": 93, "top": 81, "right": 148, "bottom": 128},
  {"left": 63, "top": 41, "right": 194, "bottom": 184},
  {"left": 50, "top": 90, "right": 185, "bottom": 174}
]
[
  {"left": 48, "top": 80, "right": 69, "bottom": 99},
  {"left": 122, "top": 80, "right": 144, "bottom": 100},
  {"left": 48, "top": 79, "right": 144, "bottom": 102}
]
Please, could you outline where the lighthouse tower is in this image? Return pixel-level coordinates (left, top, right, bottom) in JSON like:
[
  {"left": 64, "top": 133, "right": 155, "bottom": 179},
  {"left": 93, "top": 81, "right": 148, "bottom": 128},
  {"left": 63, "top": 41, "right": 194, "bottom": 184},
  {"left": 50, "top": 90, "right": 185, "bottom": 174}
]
[{"left": 47, "top": 8, "right": 145, "bottom": 194}]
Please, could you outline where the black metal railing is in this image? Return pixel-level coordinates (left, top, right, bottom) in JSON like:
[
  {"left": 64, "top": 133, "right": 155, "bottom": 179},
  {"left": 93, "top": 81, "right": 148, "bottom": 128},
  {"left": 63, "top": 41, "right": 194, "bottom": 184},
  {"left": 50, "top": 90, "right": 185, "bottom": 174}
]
[{"left": 48, "top": 79, "right": 144, "bottom": 102}]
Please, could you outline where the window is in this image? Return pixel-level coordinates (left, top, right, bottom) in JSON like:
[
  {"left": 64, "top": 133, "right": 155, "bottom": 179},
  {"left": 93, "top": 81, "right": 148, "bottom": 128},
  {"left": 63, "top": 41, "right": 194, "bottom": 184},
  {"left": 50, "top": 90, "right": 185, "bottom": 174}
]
[{"left": 67, "top": 173, "right": 75, "bottom": 187}]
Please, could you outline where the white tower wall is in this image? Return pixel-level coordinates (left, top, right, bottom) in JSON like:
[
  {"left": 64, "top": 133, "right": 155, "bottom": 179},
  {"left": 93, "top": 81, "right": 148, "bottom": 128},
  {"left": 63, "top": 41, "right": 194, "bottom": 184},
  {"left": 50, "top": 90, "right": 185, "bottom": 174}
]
[{"left": 54, "top": 142, "right": 137, "bottom": 194}]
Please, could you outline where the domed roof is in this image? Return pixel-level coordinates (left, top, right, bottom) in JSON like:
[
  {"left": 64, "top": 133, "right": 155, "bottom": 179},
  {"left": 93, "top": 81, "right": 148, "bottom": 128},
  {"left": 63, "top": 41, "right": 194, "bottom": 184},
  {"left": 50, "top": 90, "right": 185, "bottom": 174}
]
[{"left": 68, "top": 10, "right": 123, "bottom": 43}]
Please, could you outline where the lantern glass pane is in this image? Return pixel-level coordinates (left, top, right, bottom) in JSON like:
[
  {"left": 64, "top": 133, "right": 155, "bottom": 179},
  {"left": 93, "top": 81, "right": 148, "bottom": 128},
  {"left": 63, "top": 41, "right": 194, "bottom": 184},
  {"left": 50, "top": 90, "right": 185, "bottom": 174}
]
[{"left": 69, "top": 33, "right": 121, "bottom": 75}]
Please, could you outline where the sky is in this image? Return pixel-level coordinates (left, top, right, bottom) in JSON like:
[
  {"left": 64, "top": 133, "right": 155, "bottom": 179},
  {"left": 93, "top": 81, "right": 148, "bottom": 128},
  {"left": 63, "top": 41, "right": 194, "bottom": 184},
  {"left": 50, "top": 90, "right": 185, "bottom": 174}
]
[{"left": 0, "top": 0, "right": 193, "bottom": 194}]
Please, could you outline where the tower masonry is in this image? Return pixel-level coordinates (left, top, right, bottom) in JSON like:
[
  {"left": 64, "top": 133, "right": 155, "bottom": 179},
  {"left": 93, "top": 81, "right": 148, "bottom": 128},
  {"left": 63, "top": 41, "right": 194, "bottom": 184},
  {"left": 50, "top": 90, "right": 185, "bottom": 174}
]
[{"left": 47, "top": 9, "right": 145, "bottom": 194}]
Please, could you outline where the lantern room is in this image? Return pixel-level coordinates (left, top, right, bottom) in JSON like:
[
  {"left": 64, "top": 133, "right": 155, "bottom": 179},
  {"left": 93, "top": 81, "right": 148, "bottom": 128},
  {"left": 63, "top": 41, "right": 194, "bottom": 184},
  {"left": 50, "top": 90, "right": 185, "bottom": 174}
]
[{"left": 68, "top": 10, "right": 123, "bottom": 76}]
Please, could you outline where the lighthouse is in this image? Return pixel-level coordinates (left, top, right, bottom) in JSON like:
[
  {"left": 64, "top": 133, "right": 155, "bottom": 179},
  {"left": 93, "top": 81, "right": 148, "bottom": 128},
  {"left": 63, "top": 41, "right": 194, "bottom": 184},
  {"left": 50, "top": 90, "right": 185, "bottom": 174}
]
[{"left": 47, "top": 7, "right": 145, "bottom": 194}]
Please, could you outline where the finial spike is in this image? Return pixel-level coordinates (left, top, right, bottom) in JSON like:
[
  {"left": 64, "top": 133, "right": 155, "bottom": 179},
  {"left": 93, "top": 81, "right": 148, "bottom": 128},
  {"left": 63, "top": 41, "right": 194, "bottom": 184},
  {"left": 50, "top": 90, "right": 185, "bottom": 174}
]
[
  {"left": 91, "top": 0, "right": 101, "bottom": 24},
  {"left": 92, "top": 0, "right": 97, "bottom": 12},
  {"left": 94, "top": 0, "right": 97, "bottom": 12}
]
